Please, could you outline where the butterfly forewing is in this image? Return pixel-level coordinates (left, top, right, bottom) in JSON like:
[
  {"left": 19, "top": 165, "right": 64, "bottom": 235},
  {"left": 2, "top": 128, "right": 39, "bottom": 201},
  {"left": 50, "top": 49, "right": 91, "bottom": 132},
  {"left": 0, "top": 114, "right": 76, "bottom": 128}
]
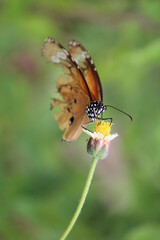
[
  {"left": 69, "top": 40, "right": 103, "bottom": 102},
  {"left": 42, "top": 38, "right": 90, "bottom": 141},
  {"left": 42, "top": 38, "right": 91, "bottom": 98}
]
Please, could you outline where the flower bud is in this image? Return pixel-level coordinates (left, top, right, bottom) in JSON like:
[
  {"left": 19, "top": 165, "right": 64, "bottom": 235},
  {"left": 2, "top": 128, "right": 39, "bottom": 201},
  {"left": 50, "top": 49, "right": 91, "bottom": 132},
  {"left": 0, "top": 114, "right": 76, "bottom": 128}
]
[{"left": 87, "top": 138, "right": 110, "bottom": 160}]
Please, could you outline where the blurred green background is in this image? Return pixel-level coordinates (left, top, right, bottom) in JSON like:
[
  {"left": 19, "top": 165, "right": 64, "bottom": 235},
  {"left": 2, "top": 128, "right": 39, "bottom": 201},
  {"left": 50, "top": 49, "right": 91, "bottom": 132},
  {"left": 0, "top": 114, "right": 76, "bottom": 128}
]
[{"left": 1, "top": 1, "right": 160, "bottom": 239}]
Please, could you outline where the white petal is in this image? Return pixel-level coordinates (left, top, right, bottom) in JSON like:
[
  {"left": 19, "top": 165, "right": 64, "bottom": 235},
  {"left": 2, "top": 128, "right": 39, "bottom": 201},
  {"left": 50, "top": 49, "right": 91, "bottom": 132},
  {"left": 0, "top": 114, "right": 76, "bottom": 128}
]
[
  {"left": 104, "top": 133, "right": 118, "bottom": 141},
  {"left": 83, "top": 128, "right": 118, "bottom": 141},
  {"left": 82, "top": 128, "right": 95, "bottom": 138}
]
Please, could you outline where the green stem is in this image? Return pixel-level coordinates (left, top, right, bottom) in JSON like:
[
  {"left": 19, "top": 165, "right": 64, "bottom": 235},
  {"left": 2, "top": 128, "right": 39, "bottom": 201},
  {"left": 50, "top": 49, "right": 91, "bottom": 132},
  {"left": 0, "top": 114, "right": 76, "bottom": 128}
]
[{"left": 59, "top": 157, "right": 99, "bottom": 240}]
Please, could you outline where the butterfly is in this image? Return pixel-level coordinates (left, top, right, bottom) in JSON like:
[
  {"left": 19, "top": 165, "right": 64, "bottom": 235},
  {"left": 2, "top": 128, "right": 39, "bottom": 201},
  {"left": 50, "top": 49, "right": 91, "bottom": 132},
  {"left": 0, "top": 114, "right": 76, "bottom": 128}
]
[{"left": 42, "top": 38, "right": 132, "bottom": 141}]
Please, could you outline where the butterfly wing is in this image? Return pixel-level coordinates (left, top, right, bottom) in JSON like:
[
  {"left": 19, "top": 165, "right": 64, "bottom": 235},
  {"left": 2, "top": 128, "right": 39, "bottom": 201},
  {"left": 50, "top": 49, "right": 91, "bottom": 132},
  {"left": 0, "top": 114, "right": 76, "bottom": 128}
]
[
  {"left": 68, "top": 40, "right": 103, "bottom": 102},
  {"left": 42, "top": 38, "right": 90, "bottom": 141}
]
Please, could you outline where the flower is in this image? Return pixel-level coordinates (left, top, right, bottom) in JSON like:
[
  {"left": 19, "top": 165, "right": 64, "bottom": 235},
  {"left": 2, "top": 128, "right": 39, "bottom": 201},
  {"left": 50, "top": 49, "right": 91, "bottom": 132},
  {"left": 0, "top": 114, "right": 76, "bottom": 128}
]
[{"left": 83, "top": 121, "right": 118, "bottom": 160}]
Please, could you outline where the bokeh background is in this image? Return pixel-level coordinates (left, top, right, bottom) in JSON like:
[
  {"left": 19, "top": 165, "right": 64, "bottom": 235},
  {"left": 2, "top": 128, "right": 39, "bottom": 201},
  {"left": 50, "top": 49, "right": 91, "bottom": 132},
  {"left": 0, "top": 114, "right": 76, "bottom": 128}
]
[{"left": 1, "top": 1, "right": 160, "bottom": 240}]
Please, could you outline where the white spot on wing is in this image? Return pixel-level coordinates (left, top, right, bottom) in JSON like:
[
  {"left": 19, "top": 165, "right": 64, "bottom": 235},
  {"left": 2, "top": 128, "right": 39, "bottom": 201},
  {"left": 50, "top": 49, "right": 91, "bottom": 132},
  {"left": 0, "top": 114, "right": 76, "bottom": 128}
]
[
  {"left": 51, "top": 49, "right": 68, "bottom": 63},
  {"left": 57, "top": 51, "right": 67, "bottom": 60},
  {"left": 51, "top": 55, "right": 60, "bottom": 63},
  {"left": 74, "top": 51, "right": 86, "bottom": 64}
]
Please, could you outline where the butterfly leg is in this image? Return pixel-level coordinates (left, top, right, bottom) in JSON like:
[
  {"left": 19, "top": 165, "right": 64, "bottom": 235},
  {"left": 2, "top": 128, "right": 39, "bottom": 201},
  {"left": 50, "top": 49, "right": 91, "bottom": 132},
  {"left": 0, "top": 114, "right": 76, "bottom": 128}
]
[{"left": 97, "top": 117, "right": 113, "bottom": 124}]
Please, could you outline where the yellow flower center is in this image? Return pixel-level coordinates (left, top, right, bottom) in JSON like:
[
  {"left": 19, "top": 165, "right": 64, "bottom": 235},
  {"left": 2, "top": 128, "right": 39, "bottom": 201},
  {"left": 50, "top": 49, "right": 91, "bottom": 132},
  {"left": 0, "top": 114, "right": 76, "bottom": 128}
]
[{"left": 93, "top": 121, "right": 112, "bottom": 137}]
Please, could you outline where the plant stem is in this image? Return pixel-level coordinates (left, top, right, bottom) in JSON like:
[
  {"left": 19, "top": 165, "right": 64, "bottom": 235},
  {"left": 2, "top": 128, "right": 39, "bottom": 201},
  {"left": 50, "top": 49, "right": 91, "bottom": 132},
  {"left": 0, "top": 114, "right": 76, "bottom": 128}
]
[{"left": 59, "top": 157, "right": 99, "bottom": 240}]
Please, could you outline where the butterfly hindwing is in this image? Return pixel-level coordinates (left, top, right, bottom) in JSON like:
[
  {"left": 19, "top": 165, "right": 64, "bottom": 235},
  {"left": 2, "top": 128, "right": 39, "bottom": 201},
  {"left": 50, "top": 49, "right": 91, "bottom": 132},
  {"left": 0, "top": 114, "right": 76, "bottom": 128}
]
[{"left": 69, "top": 40, "right": 103, "bottom": 102}]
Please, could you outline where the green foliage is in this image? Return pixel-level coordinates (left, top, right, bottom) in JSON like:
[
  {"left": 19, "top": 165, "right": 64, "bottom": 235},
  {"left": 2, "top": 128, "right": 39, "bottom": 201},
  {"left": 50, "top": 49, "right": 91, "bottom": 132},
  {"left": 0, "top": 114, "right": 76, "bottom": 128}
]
[{"left": 1, "top": 1, "right": 160, "bottom": 239}]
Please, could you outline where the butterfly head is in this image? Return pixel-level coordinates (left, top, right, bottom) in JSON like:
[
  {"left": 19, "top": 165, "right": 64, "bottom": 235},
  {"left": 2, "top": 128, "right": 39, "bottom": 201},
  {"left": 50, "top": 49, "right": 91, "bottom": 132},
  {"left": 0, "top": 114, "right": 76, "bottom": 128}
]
[{"left": 86, "top": 100, "right": 106, "bottom": 121}]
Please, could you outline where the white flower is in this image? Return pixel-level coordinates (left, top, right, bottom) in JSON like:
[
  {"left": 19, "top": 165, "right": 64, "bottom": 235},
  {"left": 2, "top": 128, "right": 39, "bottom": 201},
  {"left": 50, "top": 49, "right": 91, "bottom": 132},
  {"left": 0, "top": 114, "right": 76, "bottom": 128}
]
[
  {"left": 83, "top": 128, "right": 118, "bottom": 142},
  {"left": 83, "top": 121, "right": 118, "bottom": 159}
]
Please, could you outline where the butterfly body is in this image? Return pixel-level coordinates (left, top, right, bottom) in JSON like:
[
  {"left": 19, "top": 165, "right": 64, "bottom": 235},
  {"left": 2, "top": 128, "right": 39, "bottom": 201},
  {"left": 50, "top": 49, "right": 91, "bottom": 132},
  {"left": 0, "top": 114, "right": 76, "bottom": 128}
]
[
  {"left": 42, "top": 38, "right": 105, "bottom": 141},
  {"left": 86, "top": 101, "right": 106, "bottom": 121}
]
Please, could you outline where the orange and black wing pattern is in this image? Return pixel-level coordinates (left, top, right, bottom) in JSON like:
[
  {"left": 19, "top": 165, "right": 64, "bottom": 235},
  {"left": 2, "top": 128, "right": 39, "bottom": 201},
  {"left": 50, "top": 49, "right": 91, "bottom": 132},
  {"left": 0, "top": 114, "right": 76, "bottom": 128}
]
[
  {"left": 42, "top": 38, "right": 90, "bottom": 141},
  {"left": 69, "top": 40, "right": 103, "bottom": 102}
]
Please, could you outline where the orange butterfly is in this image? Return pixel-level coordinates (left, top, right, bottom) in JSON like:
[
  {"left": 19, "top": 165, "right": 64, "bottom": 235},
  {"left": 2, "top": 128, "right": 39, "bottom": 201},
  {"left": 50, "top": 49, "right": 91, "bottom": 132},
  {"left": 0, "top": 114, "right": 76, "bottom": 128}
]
[{"left": 42, "top": 38, "right": 132, "bottom": 141}]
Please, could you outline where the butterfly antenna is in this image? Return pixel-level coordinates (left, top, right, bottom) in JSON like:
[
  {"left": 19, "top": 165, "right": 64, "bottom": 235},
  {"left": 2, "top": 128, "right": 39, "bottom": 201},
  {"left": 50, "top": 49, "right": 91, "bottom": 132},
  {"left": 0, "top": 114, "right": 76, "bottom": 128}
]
[{"left": 106, "top": 105, "right": 133, "bottom": 122}]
